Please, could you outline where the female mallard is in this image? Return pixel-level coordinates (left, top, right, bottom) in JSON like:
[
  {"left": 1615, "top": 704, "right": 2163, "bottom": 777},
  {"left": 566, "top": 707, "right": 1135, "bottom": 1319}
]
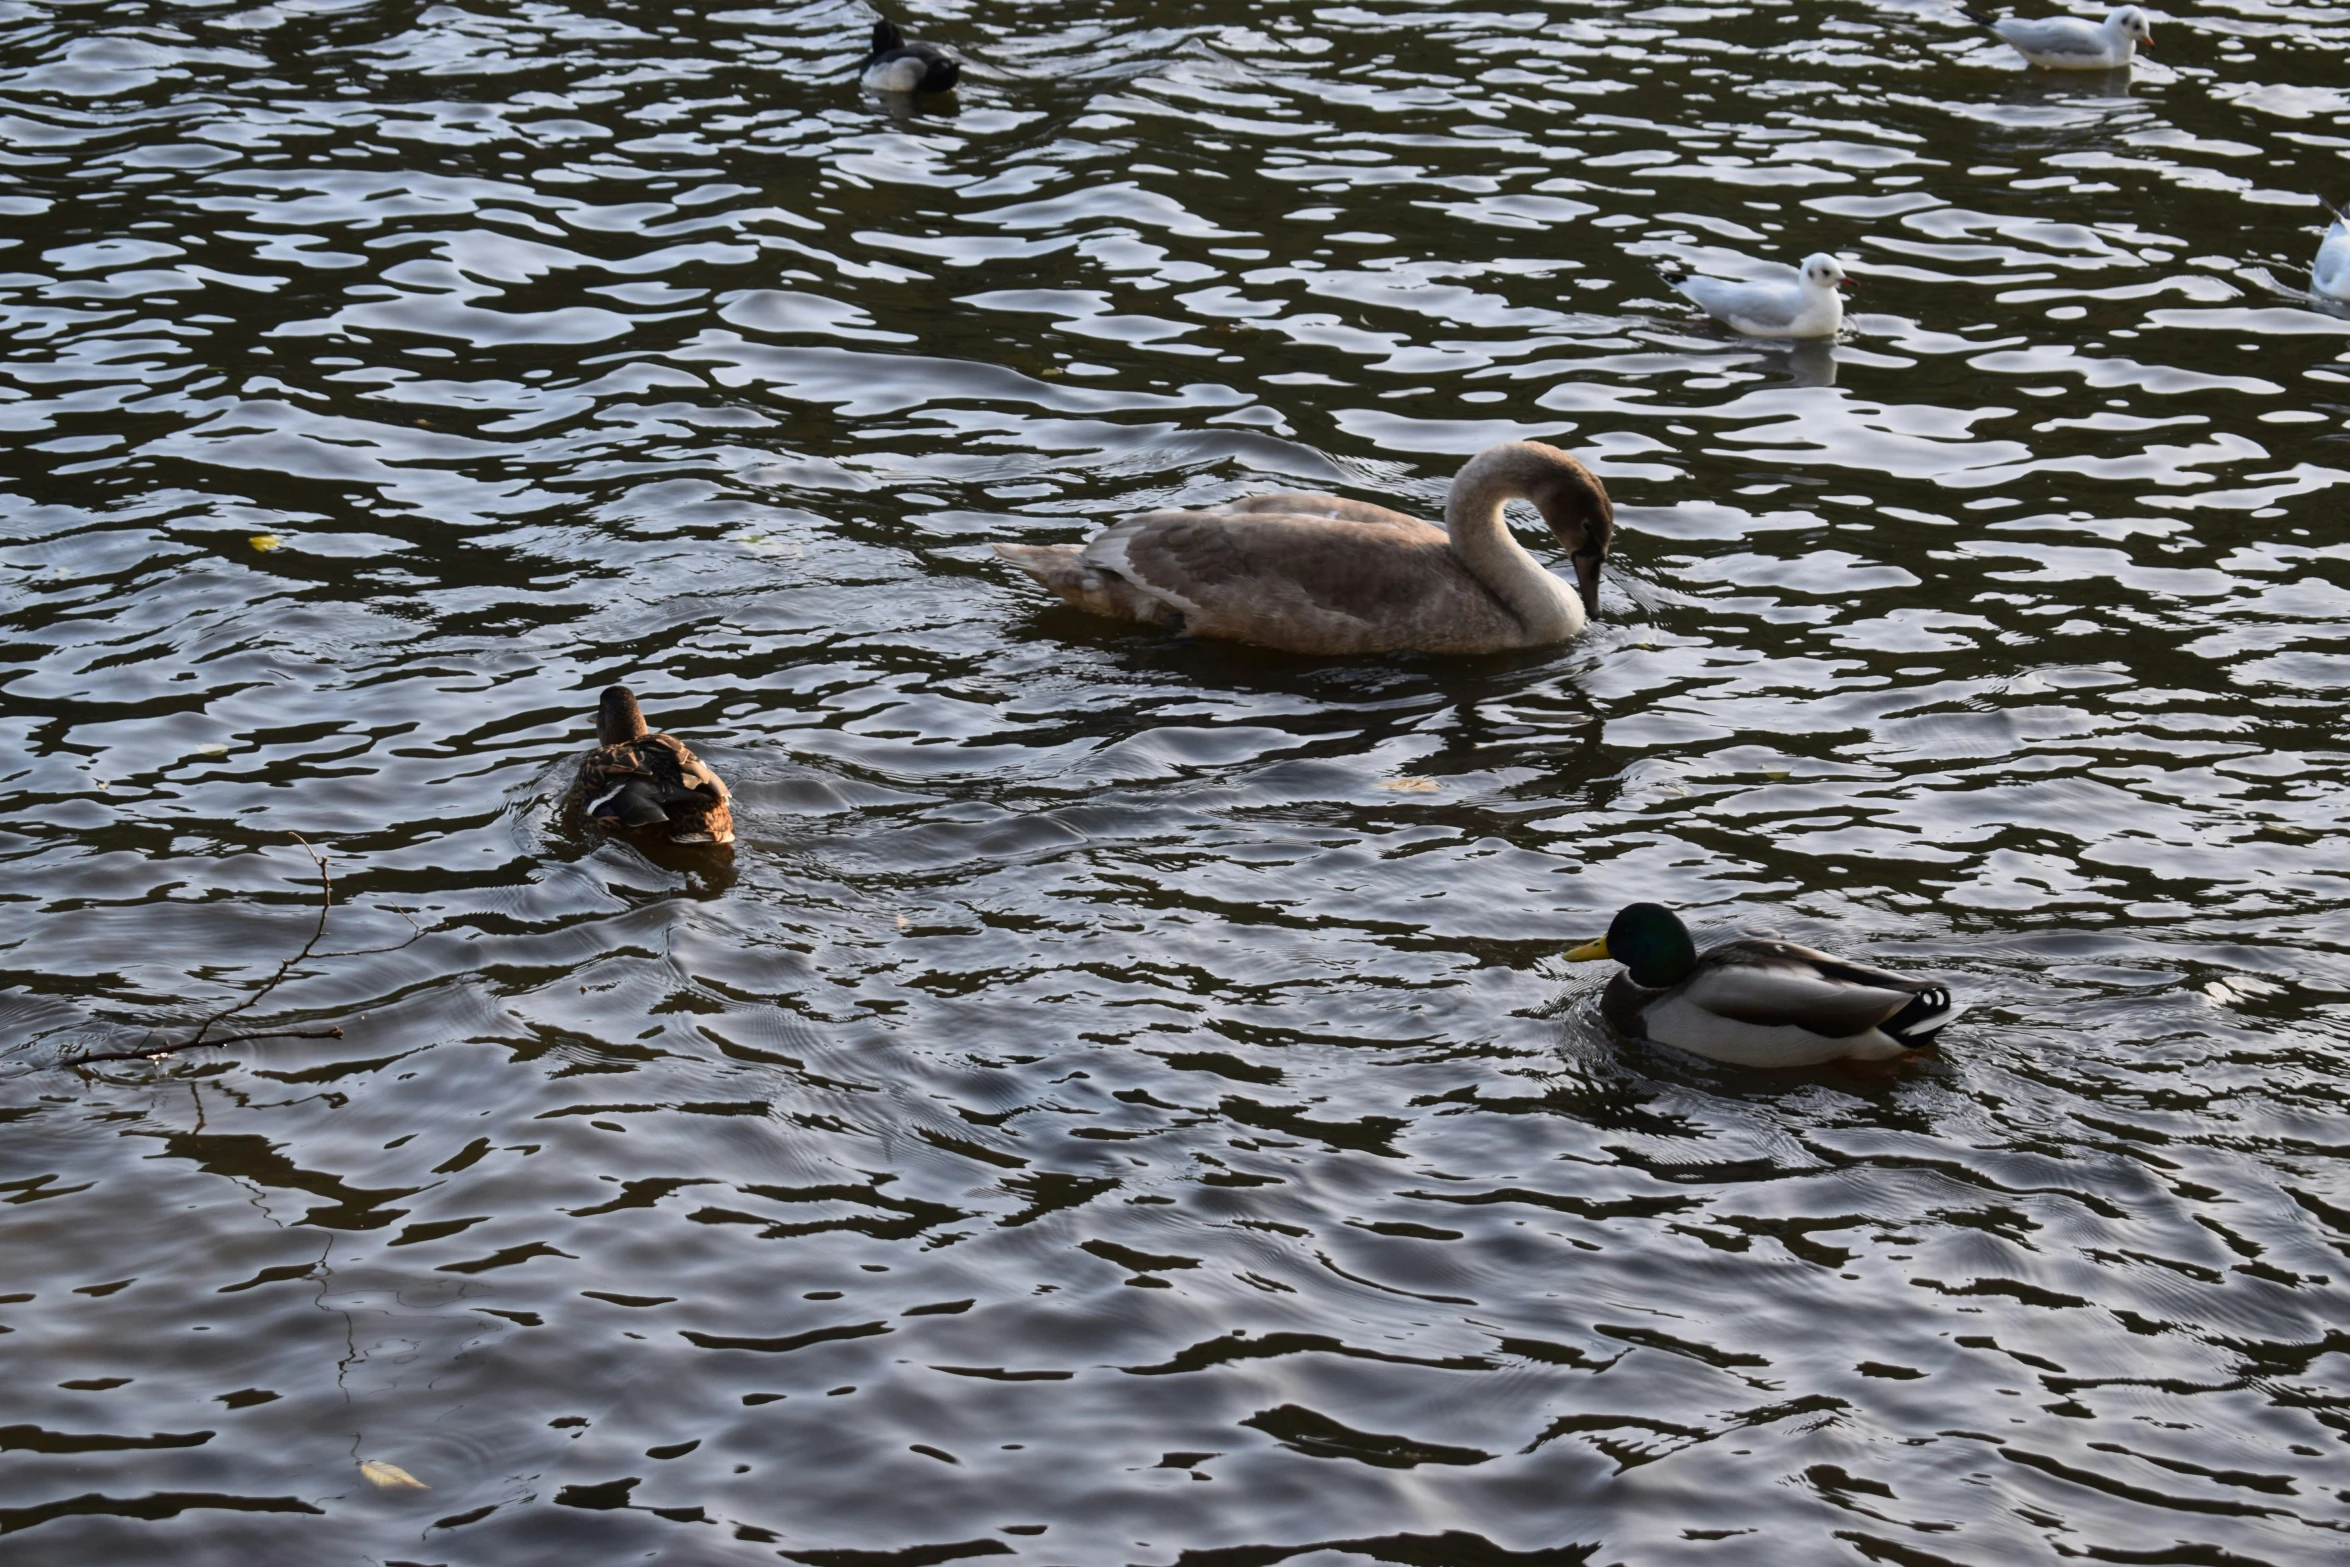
[
  {"left": 573, "top": 686, "right": 734, "bottom": 846},
  {"left": 1565, "top": 903, "right": 1957, "bottom": 1067}
]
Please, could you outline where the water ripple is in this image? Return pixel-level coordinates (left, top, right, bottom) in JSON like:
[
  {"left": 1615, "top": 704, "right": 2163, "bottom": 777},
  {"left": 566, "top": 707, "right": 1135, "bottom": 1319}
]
[{"left": 3, "top": 1, "right": 2349, "bottom": 1563}]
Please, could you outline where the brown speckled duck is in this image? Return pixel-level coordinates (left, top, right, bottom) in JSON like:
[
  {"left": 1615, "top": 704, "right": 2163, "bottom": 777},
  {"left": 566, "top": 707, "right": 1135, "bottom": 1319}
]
[{"left": 572, "top": 686, "right": 733, "bottom": 846}]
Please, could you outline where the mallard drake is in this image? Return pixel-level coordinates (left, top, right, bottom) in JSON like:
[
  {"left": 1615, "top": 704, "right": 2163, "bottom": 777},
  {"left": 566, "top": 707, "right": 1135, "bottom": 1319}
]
[
  {"left": 992, "top": 441, "right": 1612, "bottom": 656},
  {"left": 1652, "top": 253, "right": 1854, "bottom": 340},
  {"left": 1565, "top": 903, "right": 1958, "bottom": 1067},
  {"left": 860, "top": 17, "right": 960, "bottom": 94},
  {"left": 573, "top": 686, "right": 734, "bottom": 846}
]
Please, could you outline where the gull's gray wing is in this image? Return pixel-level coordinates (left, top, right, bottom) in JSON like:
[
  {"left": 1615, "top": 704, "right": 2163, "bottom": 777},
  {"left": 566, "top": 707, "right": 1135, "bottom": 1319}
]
[
  {"left": 1678, "top": 273, "right": 1803, "bottom": 331},
  {"left": 1993, "top": 16, "right": 2103, "bottom": 54}
]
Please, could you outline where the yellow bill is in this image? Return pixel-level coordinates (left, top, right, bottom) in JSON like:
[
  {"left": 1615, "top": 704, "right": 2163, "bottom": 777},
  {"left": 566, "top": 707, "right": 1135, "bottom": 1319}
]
[{"left": 1564, "top": 937, "right": 1610, "bottom": 962}]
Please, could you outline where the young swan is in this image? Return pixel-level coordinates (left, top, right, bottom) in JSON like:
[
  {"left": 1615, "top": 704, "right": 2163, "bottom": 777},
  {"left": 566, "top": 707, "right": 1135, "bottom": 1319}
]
[
  {"left": 993, "top": 441, "right": 1613, "bottom": 656},
  {"left": 573, "top": 687, "right": 734, "bottom": 846},
  {"left": 1975, "top": 5, "right": 2152, "bottom": 70},
  {"left": 1657, "top": 252, "right": 1853, "bottom": 339},
  {"left": 859, "top": 17, "right": 961, "bottom": 93},
  {"left": 1566, "top": 903, "right": 1959, "bottom": 1068}
]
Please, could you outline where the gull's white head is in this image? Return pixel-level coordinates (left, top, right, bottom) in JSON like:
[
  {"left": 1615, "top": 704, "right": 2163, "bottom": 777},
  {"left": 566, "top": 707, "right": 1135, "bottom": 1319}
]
[
  {"left": 1800, "top": 254, "right": 1851, "bottom": 291},
  {"left": 2108, "top": 7, "right": 2153, "bottom": 46}
]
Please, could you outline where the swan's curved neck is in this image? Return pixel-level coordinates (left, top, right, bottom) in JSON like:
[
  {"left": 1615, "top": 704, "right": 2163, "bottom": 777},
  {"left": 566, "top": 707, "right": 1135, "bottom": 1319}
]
[{"left": 1442, "top": 445, "right": 1604, "bottom": 639}]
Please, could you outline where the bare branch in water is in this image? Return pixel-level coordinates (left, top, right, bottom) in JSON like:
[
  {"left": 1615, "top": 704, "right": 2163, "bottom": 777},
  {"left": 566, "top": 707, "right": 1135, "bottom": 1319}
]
[
  {"left": 61, "top": 835, "right": 396, "bottom": 1071},
  {"left": 318, "top": 903, "right": 423, "bottom": 959},
  {"left": 67, "top": 1026, "right": 346, "bottom": 1069},
  {"left": 181, "top": 833, "right": 333, "bottom": 1051}
]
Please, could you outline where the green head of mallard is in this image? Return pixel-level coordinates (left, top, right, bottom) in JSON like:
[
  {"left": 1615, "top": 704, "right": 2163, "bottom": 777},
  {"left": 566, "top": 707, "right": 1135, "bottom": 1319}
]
[{"left": 1565, "top": 902, "right": 1699, "bottom": 988}]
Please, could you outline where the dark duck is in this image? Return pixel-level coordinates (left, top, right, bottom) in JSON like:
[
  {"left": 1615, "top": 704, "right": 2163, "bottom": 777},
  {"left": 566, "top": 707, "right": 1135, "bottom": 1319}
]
[
  {"left": 572, "top": 686, "right": 734, "bottom": 846},
  {"left": 1566, "top": 903, "right": 1959, "bottom": 1067},
  {"left": 860, "top": 16, "right": 960, "bottom": 94}
]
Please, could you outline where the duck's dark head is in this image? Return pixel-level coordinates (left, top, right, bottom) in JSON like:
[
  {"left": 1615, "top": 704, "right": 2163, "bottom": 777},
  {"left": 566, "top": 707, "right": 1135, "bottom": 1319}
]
[
  {"left": 1566, "top": 902, "right": 1698, "bottom": 988},
  {"left": 598, "top": 685, "right": 650, "bottom": 746}
]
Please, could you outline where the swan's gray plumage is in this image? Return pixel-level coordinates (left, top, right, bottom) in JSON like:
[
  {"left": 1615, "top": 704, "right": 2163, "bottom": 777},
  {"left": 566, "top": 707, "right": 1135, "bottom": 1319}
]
[{"left": 993, "top": 442, "right": 1613, "bottom": 656}]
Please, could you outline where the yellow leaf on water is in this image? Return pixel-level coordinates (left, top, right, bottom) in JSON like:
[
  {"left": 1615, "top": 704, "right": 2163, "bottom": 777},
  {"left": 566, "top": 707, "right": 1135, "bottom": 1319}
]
[
  {"left": 1377, "top": 777, "right": 1439, "bottom": 793},
  {"left": 194, "top": 743, "right": 230, "bottom": 756},
  {"left": 1763, "top": 769, "right": 1791, "bottom": 781},
  {"left": 249, "top": 534, "right": 281, "bottom": 552},
  {"left": 895, "top": 914, "right": 909, "bottom": 929},
  {"left": 732, "top": 530, "right": 803, "bottom": 558},
  {"left": 360, "top": 1460, "right": 428, "bottom": 1491}
]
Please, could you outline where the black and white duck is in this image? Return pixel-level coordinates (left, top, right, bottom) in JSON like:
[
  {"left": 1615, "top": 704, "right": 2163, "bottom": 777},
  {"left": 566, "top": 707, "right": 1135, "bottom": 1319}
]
[
  {"left": 859, "top": 16, "right": 960, "bottom": 94},
  {"left": 572, "top": 686, "right": 734, "bottom": 847},
  {"left": 1565, "top": 903, "right": 1958, "bottom": 1067}
]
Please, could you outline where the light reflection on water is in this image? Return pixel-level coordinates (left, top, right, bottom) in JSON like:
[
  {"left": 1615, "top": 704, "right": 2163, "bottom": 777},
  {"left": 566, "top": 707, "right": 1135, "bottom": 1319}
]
[{"left": 3, "top": 1, "right": 2349, "bottom": 1562}]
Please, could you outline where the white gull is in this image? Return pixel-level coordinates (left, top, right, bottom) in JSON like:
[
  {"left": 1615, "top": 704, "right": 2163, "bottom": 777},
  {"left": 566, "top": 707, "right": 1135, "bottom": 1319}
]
[
  {"left": 1971, "top": 5, "right": 2152, "bottom": 70},
  {"left": 1652, "top": 252, "right": 1853, "bottom": 340},
  {"left": 2316, "top": 208, "right": 2350, "bottom": 303}
]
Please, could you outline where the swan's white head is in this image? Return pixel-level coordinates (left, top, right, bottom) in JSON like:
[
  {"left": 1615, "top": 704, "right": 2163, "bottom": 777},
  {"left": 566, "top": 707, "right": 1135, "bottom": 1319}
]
[
  {"left": 1800, "top": 254, "right": 1852, "bottom": 292},
  {"left": 2107, "top": 7, "right": 2152, "bottom": 47}
]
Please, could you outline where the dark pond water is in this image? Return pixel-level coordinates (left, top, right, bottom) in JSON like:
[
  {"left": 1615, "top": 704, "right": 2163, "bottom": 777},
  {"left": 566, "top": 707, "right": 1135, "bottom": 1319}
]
[{"left": 5, "top": 1, "right": 2350, "bottom": 1563}]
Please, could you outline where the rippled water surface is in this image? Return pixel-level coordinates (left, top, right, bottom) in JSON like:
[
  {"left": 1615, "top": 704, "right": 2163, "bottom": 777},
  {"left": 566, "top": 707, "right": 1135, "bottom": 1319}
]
[{"left": 6, "top": 1, "right": 2350, "bottom": 1562}]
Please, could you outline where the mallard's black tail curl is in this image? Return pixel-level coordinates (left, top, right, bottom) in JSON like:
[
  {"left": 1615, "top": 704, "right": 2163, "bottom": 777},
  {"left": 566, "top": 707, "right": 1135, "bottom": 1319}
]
[{"left": 1885, "top": 985, "right": 1958, "bottom": 1044}]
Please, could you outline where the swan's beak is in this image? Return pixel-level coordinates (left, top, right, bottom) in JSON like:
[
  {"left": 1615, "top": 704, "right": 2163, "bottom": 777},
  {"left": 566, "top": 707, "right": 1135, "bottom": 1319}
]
[
  {"left": 1572, "top": 550, "right": 1605, "bottom": 617},
  {"left": 1565, "top": 937, "right": 1610, "bottom": 962}
]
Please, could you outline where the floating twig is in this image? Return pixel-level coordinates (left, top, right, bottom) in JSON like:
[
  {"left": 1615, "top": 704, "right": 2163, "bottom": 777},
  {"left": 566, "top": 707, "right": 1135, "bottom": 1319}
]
[{"left": 62, "top": 835, "right": 408, "bottom": 1070}]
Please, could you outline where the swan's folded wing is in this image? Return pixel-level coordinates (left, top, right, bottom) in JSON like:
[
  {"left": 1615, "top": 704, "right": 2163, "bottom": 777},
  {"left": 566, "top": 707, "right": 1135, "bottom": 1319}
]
[
  {"left": 1081, "top": 510, "right": 1463, "bottom": 646},
  {"left": 1219, "top": 492, "right": 1430, "bottom": 529},
  {"left": 1681, "top": 945, "right": 1919, "bottom": 1037}
]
